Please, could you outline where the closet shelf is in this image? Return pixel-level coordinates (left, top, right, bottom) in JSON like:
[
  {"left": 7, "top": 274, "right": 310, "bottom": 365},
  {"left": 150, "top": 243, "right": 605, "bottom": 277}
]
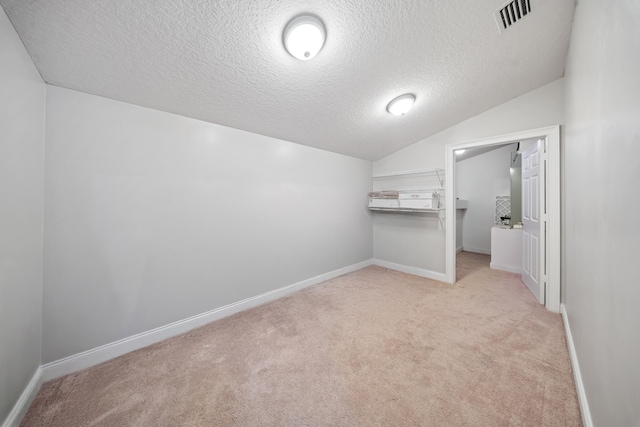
[
  {"left": 368, "top": 207, "right": 442, "bottom": 213},
  {"left": 369, "top": 167, "right": 446, "bottom": 226},
  {"left": 372, "top": 168, "right": 444, "bottom": 187}
]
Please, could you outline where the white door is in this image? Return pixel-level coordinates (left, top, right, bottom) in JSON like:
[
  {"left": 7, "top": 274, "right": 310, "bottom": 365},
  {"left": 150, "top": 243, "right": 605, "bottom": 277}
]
[{"left": 521, "top": 139, "right": 545, "bottom": 303}]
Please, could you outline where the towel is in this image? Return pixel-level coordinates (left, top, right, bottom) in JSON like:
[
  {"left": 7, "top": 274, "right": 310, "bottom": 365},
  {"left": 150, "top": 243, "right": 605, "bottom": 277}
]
[{"left": 369, "top": 190, "right": 399, "bottom": 199}]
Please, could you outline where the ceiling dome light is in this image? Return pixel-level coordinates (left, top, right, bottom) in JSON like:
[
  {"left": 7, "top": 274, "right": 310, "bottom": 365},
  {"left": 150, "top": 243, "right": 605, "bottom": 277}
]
[
  {"left": 283, "top": 14, "right": 326, "bottom": 60},
  {"left": 387, "top": 94, "right": 416, "bottom": 116}
]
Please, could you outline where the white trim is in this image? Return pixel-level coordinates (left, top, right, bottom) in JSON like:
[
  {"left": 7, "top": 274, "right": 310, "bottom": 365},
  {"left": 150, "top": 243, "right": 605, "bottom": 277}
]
[
  {"left": 489, "top": 262, "right": 522, "bottom": 274},
  {"left": 456, "top": 246, "right": 463, "bottom": 254},
  {"left": 42, "top": 259, "right": 373, "bottom": 381},
  {"left": 446, "top": 144, "right": 456, "bottom": 283},
  {"left": 2, "top": 367, "right": 43, "bottom": 427},
  {"left": 462, "top": 246, "right": 491, "bottom": 256},
  {"left": 373, "top": 259, "right": 446, "bottom": 282},
  {"left": 445, "top": 125, "right": 561, "bottom": 313},
  {"left": 561, "top": 304, "right": 593, "bottom": 427},
  {"left": 545, "top": 128, "right": 561, "bottom": 313}
]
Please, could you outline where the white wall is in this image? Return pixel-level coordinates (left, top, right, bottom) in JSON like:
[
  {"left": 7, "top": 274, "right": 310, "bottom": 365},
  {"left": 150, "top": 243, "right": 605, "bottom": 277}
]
[
  {"left": 457, "top": 144, "right": 516, "bottom": 254},
  {"left": 42, "top": 86, "right": 373, "bottom": 363},
  {"left": 562, "top": 0, "right": 640, "bottom": 425},
  {"left": 455, "top": 209, "right": 464, "bottom": 252},
  {"left": 0, "top": 9, "right": 45, "bottom": 425},
  {"left": 373, "top": 79, "right": 564, "bottom": 273}
]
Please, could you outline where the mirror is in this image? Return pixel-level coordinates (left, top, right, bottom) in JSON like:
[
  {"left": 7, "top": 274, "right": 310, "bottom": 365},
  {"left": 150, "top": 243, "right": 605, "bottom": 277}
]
[{"left": 510, "top": 150, "right": 522, "bottom": 225}]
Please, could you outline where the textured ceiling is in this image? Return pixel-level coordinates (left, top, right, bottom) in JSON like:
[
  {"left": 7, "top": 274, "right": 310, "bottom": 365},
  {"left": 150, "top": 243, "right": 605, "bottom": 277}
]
[{"left": 1, "top": 0, "right": 575, "bottom": 161}]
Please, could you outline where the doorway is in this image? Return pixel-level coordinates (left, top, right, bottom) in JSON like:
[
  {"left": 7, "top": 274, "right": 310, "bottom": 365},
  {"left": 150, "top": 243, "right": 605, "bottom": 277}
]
[{"left": 444, "top": 126, "right": 561, "bottom": 313}]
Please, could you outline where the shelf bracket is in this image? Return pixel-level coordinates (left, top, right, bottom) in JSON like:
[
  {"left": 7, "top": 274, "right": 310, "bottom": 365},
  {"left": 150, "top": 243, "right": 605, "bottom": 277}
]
[{"left": 435, "top": 169, "right": 443, "bottom": 187}]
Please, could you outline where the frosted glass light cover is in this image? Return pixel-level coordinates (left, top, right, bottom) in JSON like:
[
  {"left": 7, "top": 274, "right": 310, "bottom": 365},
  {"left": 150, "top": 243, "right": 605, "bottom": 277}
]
[
  {"left": 387, "top": 94, "right": 416, "bottom": 116},
  {"left": 284, "top": 15, "right": 326, "bottom": 60}
]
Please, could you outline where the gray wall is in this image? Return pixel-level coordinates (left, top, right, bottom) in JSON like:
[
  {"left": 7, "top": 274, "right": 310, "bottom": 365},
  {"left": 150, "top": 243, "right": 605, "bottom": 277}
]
[
  {"left": 562, "top": 0, "right": 640, "bottom": 425},
  {"left": 456, "top": 144, "right": 517, "bottom": 254},
  {"left": 43, "top": 86, "right": 373, "bottom": 363},
  {"left": 0, "top": 9, "right": 45, "bottom": 425},
  {"left": 373, "top": 79, "right": 565, "bottom": 273}
]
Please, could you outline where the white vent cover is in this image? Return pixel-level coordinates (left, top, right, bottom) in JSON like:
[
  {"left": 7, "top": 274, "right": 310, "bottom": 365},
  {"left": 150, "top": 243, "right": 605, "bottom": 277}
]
[{"left": 494, "top": 0, "right": 532, "bottom": 33}]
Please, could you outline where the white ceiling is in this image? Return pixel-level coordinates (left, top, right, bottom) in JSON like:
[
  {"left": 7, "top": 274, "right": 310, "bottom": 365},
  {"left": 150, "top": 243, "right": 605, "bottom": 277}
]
[{"left": 1, "top": 0, "right": 575, "bottom": 161}]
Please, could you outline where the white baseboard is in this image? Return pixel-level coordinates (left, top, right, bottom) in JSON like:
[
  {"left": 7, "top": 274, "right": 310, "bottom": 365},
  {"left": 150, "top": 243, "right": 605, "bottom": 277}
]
[
  {"left": 456, "top": 246, "right": 463, "bottom": 254},
  {"left": 489, "top": 262, "right": 523, "bottom": 274},
  {"left": 561, "top": 304, "right": 593, "bottom": 427},
  {"left": 2, "top": 367, "right": 43, "bottom": 427},
  {"left": 42, "top": 259, "right": 373, "bottom": 381},
  {"left": 373, "top": 259, "right": 446, "bottom": 282},
  {"left": 462, "top": 246, "right": 491, "bottom": 255}
]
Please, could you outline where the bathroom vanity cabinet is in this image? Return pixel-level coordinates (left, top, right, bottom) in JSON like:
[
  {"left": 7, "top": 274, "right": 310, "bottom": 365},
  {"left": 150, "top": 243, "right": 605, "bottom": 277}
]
[{"left": 490, "top": 225, "right": 523, "bottom": 274}]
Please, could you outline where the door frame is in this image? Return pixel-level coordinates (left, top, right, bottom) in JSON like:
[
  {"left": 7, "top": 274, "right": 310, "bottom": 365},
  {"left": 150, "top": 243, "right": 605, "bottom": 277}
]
[{"left": 444, "top": 125, "right": 560, "bottom": 313}]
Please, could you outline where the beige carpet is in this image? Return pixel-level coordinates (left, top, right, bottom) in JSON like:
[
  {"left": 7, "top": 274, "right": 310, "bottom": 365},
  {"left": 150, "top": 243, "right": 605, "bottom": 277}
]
[{"left": 22, "top": 252, "right": 582, "bottom": 426}]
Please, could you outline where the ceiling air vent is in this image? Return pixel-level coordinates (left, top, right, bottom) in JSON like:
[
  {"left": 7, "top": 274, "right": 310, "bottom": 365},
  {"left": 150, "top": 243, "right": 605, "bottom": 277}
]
[{"left": 494, "top": 0, "right": 531, "bottom": 33}]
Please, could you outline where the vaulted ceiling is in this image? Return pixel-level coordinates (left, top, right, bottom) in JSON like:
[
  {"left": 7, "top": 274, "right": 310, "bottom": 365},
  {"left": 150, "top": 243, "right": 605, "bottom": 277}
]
[{"left": 1, "top": 0, "right": 575, "bottom": 160}]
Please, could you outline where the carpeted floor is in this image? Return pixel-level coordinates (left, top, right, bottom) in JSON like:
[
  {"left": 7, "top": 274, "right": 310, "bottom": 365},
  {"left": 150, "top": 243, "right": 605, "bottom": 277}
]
[{"left": 22, "top": 252, "right": 582, "bottom": 426}]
